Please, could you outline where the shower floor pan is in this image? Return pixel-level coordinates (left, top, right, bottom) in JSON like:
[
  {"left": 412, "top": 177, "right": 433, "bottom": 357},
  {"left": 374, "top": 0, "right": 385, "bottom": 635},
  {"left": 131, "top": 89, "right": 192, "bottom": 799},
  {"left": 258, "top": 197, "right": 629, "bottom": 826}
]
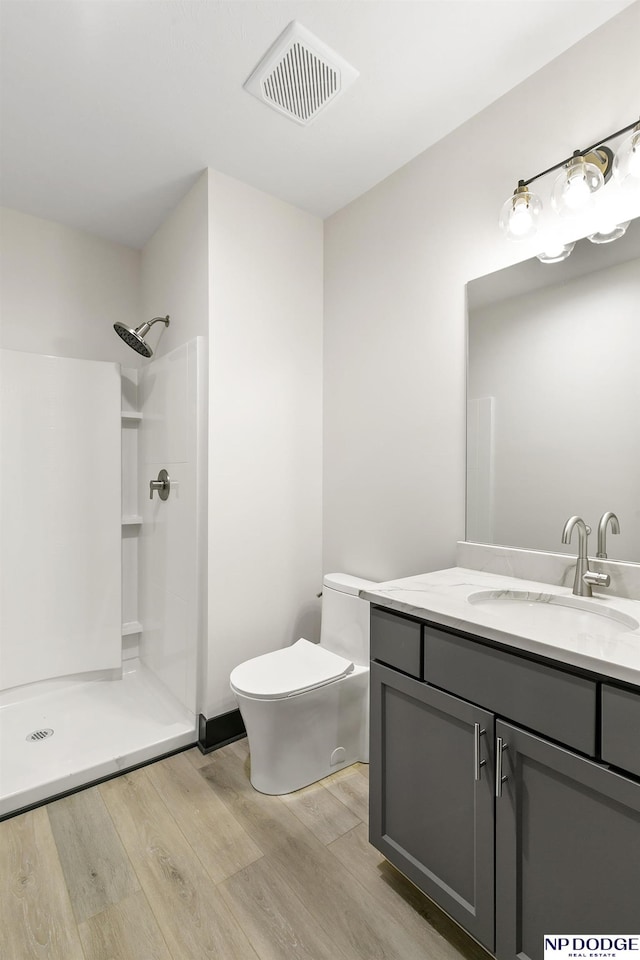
[{"left": 0, "top": 660, "right": 196, "bottom": 818}]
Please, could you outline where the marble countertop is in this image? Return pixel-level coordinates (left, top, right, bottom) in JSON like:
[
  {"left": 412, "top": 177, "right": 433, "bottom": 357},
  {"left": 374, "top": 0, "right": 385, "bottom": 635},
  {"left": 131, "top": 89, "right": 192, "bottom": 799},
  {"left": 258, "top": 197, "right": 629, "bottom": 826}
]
[{"left": 361, "top": 567, "right": 640, "bottom": 687}]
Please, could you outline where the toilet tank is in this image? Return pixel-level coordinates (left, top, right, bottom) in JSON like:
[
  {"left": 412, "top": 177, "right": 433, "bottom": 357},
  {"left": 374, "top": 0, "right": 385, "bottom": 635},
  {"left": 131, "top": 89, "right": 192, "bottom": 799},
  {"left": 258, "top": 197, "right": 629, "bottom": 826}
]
[{"left": 319, "top": 573, "right": 378, "bottom": 666}]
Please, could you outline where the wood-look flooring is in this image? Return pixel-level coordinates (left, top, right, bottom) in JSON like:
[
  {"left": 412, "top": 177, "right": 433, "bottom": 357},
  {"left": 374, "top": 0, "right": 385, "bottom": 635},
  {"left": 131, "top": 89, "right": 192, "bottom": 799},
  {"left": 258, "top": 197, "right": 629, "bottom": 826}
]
[{"left": 0, "top": 739, "right": 492, "bottom": 960}]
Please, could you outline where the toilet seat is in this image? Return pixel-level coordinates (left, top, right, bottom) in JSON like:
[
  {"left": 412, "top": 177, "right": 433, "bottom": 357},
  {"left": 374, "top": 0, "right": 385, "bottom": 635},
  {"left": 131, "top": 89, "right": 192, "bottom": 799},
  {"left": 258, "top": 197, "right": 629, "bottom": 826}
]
[{"left": 230, "top": 638, "right": 354, "bottom": 700}]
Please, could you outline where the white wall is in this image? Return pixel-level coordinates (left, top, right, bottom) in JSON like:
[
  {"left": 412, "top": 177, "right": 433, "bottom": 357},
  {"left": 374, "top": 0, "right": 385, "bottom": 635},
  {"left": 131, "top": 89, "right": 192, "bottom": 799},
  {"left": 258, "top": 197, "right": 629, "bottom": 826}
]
[
  {"left": 205, "top": 168, "right": 323, "bottom": 718},
  {"left": 323, "top": 3, "right": 640, "bottom": 582},
  {"left": 0, "top": 207, "right": 140, "bottom": 360},
  {"left": 140, "top": 171, "right": 209, "bottom": 357}
]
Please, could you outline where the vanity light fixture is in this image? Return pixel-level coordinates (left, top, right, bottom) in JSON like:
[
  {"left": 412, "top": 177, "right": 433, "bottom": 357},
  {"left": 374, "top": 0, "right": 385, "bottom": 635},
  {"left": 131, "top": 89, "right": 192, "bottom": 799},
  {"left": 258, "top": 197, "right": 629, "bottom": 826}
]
[
  {"left": 536, "top": 241, "right": 575, "bottom": 264},
  {"left": 588, "top": 220, "right": 630, "bottom": 244},
  {"left": 613, "top": 121, "right": 640, "bottom": 183},
  {"left": 499, "top": 117, "right": 639, "bottom": 242}
]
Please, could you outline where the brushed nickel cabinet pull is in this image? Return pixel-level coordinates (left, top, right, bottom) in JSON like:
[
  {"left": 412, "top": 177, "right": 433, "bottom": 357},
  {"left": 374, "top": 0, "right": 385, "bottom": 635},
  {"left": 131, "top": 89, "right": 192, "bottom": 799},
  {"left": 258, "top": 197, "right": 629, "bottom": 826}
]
[
  {"left": 474, "top": 723, "right": 486, "bottom": 781},
  {"left": 495, "top": 736, "right": 508, "bottom": 797}
]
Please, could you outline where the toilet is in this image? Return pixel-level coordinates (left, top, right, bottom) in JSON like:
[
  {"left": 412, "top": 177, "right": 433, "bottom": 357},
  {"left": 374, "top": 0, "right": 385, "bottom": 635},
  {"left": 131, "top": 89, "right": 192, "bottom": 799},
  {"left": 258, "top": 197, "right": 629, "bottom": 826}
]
[{"left": 229, "top": 572, "right": 376, "bottom": 795}]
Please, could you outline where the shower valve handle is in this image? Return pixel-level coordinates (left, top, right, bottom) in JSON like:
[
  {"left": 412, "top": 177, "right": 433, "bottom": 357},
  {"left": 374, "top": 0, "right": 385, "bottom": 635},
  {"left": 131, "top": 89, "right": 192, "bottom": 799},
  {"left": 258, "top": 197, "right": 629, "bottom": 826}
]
[{"left": 150, "top": 469, "right": 170, "bottom": 501}]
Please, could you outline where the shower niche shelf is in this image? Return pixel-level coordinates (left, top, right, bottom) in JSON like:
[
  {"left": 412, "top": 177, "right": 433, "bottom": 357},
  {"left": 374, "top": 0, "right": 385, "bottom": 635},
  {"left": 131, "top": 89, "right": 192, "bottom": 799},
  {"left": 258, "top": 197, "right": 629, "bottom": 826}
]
[{"left": 121, "top": 368, "right": 142, "bottom": 661}]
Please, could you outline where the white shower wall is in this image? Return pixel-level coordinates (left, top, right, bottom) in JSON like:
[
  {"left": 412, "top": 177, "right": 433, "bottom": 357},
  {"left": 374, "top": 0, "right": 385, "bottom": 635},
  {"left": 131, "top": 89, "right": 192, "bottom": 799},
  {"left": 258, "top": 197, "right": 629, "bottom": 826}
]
[
  {"left": 138, "top": 337, "right": 206, "bottom": 715},
  {"left": 0, "top": 349, "right": 121, "bottom": 690}
]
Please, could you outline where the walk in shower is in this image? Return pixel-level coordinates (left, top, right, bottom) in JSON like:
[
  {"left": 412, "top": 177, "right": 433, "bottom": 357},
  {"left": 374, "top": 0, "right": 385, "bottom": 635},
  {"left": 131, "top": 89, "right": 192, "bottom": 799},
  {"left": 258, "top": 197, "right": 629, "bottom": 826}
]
[{"left": 0, "top": 337, "right": 206, "bottom": 818}]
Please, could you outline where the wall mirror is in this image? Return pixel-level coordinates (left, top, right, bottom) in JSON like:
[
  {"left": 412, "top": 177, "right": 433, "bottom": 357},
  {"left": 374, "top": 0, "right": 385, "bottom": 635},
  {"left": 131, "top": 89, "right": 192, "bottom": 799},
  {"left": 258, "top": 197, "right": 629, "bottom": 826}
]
[{"left": 466, "top": 215, "right": 640, "bottom": 563}]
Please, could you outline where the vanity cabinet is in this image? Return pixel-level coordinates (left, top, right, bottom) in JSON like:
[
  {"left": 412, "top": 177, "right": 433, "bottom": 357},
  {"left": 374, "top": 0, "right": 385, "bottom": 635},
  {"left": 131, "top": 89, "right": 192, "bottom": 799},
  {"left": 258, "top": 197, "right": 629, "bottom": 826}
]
[{"left": 369, "top": 607, "right": 640, "bottom": 960}]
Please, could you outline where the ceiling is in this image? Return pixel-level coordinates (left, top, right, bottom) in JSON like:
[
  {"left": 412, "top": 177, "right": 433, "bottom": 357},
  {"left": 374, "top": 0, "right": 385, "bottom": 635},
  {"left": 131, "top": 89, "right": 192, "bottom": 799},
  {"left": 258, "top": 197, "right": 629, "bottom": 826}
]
[{"left": 0, "top": 1, "right": 634, "bottom": 249}]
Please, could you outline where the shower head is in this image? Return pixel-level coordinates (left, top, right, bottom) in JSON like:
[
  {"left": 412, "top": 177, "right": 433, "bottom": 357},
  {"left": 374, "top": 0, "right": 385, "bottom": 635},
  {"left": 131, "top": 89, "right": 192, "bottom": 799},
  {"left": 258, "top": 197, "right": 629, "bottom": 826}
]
[
  {"left": 114, "top": 323, "right": 152, "bottom": 357},
  {"left": 114, "top": 315, "right": 170, "bottom": 358}
]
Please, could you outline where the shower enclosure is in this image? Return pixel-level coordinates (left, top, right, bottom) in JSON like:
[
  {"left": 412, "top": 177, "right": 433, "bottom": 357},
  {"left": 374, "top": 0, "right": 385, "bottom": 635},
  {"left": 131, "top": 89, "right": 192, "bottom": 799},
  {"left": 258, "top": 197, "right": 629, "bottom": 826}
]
[{"left": 0, "top": 337, "right": 206, "bottom": 818}]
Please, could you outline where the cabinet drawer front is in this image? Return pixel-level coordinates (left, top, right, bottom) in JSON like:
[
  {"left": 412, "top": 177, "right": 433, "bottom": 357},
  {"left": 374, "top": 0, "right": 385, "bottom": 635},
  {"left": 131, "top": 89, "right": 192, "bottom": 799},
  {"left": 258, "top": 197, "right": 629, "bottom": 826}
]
[
  {"left": 371, "top": 607, "right": 422, "bottom": 678},
  {"left": 602, "top": 684, "right": 640, "bottom": 777},
  {"left": 424, "top": 627, "right": 596, "bottom": 755}
]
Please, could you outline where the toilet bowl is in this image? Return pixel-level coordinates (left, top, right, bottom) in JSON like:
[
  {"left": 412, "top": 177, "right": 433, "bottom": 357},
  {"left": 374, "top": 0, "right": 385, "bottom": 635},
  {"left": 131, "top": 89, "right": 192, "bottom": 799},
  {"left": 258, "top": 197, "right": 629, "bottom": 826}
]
[{"left": 229, "top": 573, "right": 376, "bottom": 795}]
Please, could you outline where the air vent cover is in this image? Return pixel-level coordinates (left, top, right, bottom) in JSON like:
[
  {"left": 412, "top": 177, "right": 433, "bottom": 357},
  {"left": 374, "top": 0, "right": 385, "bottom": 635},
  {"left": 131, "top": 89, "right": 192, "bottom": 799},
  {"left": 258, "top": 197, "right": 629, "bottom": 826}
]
[{"left": 244, "top": 21, "right": 358, "bottom": 126}]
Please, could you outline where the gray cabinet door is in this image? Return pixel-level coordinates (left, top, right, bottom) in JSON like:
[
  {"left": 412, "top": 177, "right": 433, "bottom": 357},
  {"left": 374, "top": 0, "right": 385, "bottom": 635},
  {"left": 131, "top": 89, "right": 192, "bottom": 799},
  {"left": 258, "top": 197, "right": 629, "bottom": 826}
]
[
  {"left": 495, "top": 720, "right": 640, "bottom": 960},
  {"left": 370, "top": 661, "right": 495, "bottom": 951}
]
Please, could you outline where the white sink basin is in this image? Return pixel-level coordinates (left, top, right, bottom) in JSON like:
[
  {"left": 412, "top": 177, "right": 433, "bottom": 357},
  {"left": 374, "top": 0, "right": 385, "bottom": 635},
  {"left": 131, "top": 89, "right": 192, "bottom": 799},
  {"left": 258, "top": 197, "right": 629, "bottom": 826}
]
[{"left": 467, "top": 590, "right": 639, "bottom": 635}]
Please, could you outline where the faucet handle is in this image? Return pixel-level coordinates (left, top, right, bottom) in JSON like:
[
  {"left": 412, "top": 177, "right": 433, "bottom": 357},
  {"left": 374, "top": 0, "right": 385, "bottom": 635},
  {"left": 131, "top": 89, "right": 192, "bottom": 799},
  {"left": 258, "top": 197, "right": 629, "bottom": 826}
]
[
  {"left": 149, "top": 468, "right": 171, "bottom": 501},
  {"left": 583, "top": 571, "right": 610, "bottom": 588}
]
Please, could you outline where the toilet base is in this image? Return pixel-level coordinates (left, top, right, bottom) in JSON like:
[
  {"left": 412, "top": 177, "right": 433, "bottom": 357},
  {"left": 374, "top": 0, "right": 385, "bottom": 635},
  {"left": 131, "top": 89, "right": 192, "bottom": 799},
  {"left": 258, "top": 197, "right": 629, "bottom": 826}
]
[{"left": 234, "top": 666, "right": 369, "bottom": 795}]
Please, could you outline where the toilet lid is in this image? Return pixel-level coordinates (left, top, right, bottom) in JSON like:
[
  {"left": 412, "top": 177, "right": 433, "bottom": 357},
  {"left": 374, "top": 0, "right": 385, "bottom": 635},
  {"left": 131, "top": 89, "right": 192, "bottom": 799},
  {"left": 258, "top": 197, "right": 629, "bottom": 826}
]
[{"left": 230, "top": 638, "right": 354, "bottom": 700}]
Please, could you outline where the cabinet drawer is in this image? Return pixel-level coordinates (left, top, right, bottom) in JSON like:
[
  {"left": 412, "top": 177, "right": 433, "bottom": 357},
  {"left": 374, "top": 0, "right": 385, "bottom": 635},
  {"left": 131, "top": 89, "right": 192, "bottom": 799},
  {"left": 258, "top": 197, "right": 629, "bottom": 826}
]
[
  {"left": 424, "top": 626, "right": 596, "bottom": 755},
  {"left": 602, "top": 684, "right": 640, "bottom": 777},
  {"left": 371, "top": 607, "right": 422, "bottom": 679}
]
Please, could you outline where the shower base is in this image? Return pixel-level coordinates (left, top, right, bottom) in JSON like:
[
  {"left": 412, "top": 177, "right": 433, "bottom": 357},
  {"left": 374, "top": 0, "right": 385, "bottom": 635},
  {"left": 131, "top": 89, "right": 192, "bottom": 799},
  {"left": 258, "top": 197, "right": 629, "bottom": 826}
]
[{"left": 0, "top": 659, "right": 196, "bottom": 819}]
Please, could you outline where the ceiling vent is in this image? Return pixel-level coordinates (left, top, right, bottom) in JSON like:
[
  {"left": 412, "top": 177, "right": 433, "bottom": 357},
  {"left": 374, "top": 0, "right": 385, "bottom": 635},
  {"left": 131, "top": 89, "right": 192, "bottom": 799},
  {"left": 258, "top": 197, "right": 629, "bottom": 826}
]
[{"left": 244, "top": 21, "right": 358, "bottom": 126}]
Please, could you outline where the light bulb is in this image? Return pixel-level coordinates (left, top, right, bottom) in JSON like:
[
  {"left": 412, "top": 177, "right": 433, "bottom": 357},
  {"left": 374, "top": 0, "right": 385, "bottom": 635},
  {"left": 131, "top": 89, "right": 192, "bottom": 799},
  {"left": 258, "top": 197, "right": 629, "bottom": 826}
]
[
  {"left": 564, "top": 173, "right": 591, "bottom": 210},
  {"left": 499, "top": 184, "right": 542, "bottom": 240},
  {"left": 552, "top": 155, "right": 604, "bottom": 215},
  {"left": 614, "top": 124, "right": 640, "bottom": 183},
  {"left": 509, "top": 204, "right": 534, "bottom": 237}
]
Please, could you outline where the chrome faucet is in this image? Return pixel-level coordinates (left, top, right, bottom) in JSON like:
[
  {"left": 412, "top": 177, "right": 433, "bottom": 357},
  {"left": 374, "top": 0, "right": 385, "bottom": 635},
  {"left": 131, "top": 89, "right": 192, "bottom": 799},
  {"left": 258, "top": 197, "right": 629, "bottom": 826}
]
[
  {"left": 561, "top": 516, "right": 610, "bottom": 597},
  {"left": 596, "top": 511, "right": 620, "bottom": 559}
]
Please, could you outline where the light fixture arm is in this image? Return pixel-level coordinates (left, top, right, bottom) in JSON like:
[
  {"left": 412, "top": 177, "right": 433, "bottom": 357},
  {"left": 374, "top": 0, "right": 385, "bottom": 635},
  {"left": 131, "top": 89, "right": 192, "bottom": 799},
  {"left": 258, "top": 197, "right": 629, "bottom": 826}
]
[{"left": 520, "top": 118, "right": 639, "bottom": 188}]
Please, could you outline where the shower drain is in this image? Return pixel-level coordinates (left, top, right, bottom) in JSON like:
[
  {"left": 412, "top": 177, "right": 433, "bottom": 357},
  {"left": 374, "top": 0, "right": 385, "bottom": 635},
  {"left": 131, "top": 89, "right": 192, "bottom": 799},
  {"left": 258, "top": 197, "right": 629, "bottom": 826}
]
[{"left": 26, "top": 728, "right": 54, "bottom": 742}]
